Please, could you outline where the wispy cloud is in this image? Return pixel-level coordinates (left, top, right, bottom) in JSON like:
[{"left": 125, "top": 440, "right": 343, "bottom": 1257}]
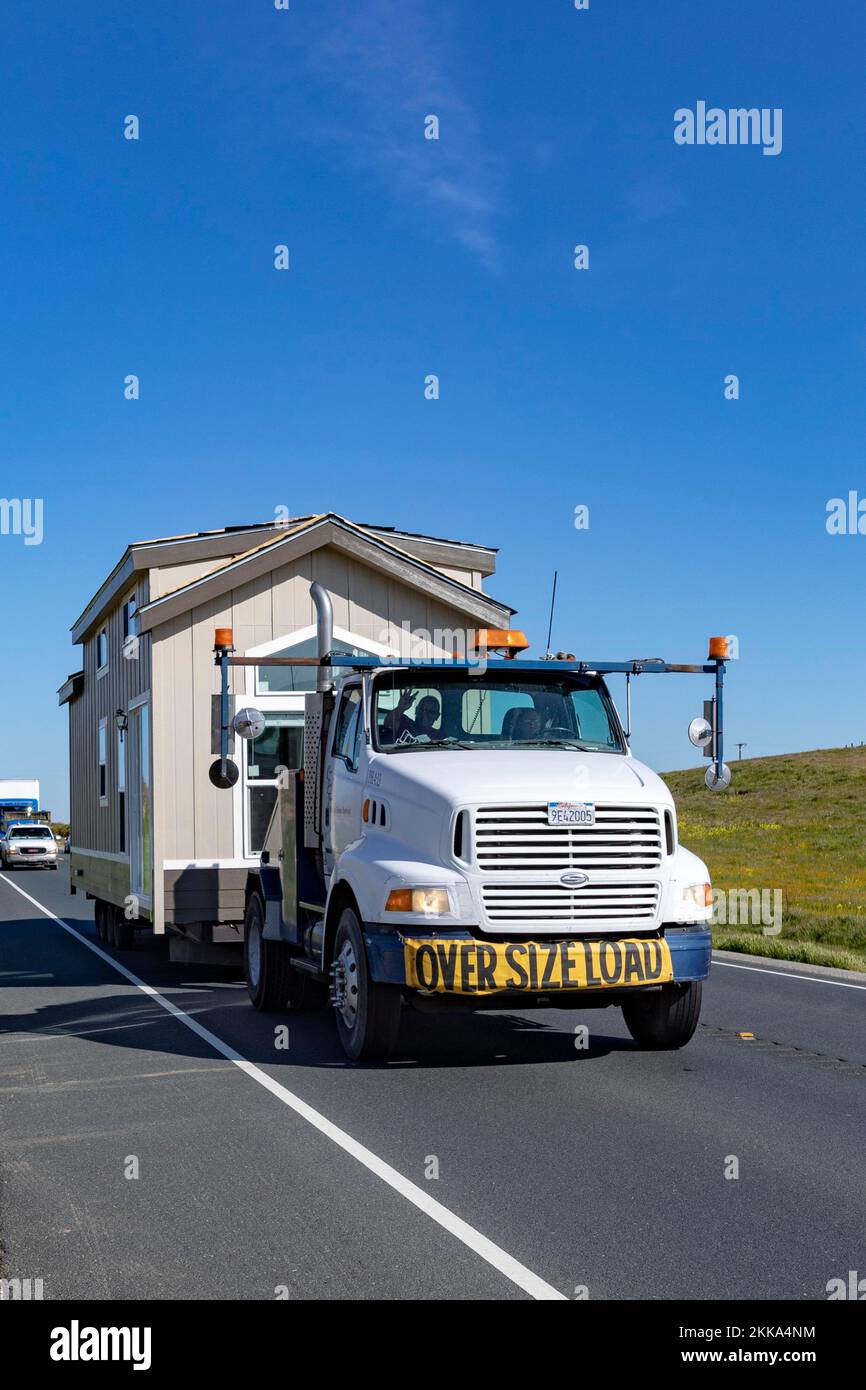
[{"left": 303, "top": 0, "right": 503, "bottom": 268}]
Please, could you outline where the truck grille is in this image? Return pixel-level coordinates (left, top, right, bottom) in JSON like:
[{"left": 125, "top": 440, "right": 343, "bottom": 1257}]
[
  {"left": 481, "top": 882, "right": 660, "bottom": 926},
  {"left": 474, "top": 804, "right": 663, "bottom": 872}
]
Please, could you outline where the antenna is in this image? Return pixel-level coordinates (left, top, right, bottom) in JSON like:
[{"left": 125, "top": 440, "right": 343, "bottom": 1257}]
[{"left": 545, "top": 571, "right": 558, "bottom": 654}]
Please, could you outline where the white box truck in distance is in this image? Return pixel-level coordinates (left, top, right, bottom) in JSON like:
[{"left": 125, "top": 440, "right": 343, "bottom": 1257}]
[{"left": 210, "top": 584, "right": 732, "bottom": 1061}]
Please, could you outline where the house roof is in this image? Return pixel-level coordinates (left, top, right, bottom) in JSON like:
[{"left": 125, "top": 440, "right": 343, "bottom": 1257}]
[
  {"left": 70, "top": 514, "right": 500, "bottom": 643},
  {"left": 129, "top": 515, "right": 498, "bottom": 556},
  {"left": 57, "top": 671, "right": 84, "bottom": 706},
  {"left": 136, "top": 513, "right": 514, "bottom": 633}
]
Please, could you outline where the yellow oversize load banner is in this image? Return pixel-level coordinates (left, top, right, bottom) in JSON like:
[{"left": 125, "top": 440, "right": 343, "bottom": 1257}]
[{"left": 403, "top": 936, "right": 674, "bottom": 995}]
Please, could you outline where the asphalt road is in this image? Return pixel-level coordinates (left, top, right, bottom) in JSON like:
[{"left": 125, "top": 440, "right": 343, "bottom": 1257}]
[{"left": 1, "top": 864, "right": 863, "bottom": 1301}]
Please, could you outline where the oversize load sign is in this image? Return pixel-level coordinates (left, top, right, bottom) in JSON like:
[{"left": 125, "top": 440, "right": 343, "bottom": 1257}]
[{"left": 403, "top": 936, "right": 674, "bottom": 995}]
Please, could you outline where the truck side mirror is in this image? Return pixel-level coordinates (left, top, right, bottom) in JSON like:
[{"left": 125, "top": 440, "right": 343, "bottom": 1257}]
[
  {"left": 688, "top": 717, "right": 713, "bottom": 749},
  {"left": 705, "top": 763, "right": 732, "bottom": 792},
  {"left": 233, "top": 708, "right": 265, "bottom": 740}
]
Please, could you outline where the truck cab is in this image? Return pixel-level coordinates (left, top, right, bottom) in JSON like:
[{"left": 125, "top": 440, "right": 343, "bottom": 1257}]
[{"left": 218, "top": 585, "right": 727, "bottom": 1062}]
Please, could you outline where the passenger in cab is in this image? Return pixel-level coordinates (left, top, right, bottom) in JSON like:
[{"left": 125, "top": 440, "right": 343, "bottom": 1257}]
[{"left": 511, "top": 708, "right": 543, "bottom": 741}]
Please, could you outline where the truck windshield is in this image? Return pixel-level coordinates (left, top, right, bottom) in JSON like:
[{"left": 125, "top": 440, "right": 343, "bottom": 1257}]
[
  {"left": 372, "top": 671, "right": 624, "bottom": 754},
  {"left": 9, "top": 827, "right": 53, "bottom": 839}
]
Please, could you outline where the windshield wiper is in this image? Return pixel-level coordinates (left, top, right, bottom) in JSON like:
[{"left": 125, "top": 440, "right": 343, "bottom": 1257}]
[
  {"left": 512, "top": 739, "right": 594, "bottom": 751},
  {"left": 388, "top": 737, "right": 475, "bottom": 753}
]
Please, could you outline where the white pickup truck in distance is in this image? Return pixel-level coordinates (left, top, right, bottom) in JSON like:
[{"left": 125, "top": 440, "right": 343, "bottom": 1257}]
[
  {"left": 214, "top": 587, "right": 730, "bottom": 1062},
  {"left": 2, "top": 823, "right": 59, "bottom": 870}
]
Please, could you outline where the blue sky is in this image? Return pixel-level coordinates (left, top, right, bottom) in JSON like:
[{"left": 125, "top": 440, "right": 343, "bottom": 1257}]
[{"left": 2, "top": 1, "right": 864, "bottom": 818}]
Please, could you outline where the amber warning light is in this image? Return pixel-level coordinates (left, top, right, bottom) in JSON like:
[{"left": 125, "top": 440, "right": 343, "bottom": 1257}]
[
  {"left": 708, "top": 636, "right": 730, "bottom": 660},
  {"left": 471, "top": 629, "right": 530, "bottom": 659},
  {"left": 214, "top": 627, "right": 234, "bottom": 651}
]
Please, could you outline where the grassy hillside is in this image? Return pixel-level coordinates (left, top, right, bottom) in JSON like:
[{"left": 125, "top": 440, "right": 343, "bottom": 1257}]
[{"left": 663, "top": 747, "right": 866, "bottom": 972}]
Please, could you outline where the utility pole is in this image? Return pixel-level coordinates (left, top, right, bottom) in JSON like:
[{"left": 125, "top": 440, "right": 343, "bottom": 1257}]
[{"left": 735, "top": 742, "right": 747, "bottom": 760}]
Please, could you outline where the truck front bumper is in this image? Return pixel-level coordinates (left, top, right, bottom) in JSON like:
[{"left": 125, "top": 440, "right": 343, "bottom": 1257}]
[{"left": 363, "top": 923, "right": 712, "bottom": 996}]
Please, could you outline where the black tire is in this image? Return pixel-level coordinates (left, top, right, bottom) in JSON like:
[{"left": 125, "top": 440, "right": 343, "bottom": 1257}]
[
  {"left": 332, "top": 905, "right": 401, "bottom": 1061},
  {"left": 50, "top": 863, "right": 58, "bottom": 871},
  {"left": 622, "top": 981, "right": 702, "bottom": 1050},
  {"left": 95, "top": 901, "right": 107, "bottom": 942},
  {"left": 244, "top": 892, "right": 294, "bottom": 1011},
  {"left": 114, "top": 911, "right": 135, "bottom": 950}
]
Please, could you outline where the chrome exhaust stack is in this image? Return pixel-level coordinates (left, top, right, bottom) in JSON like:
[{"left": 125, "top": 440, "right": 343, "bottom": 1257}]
[{"left": 310, "top": 581, "right": 334, "bottom": 694}]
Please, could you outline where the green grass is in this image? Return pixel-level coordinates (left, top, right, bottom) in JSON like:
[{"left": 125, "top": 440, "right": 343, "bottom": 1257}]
[{"left": 662, "top": 746, "right": 866, "bottom": 973}]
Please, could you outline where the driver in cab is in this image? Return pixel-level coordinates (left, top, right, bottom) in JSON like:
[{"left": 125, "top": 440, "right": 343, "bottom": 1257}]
[{"left": 383, "top": 690, "right": 446, "bottom": 743}]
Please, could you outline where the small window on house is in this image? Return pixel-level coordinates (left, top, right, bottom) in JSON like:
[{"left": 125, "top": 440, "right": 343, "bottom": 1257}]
[
  {"left": 97, "top": 629, "right": 108, "bottom": 672},
  {"left": 98, "top": 721, "right": 107, "bottom": 802},
  {"left": 122, "top": 594, "right": 137, "bottom": 640}
]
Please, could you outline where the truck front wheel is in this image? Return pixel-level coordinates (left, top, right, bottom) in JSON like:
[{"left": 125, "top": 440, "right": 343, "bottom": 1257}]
[
  {"left": 332, "top": 907, "right": 400, "bottom": 1062},
  {"left": 622, "top": 981, "right": 702, "bottom": 1050}
]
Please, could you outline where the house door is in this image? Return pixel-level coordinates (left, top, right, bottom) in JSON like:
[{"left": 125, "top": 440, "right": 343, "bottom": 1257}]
[{"left": 127, "top": 703, "right": 152, "bottom": 906}]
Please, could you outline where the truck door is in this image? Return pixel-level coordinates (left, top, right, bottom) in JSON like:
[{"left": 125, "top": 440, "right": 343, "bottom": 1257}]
[{"left": 325, "top": 683, "right": 366, "bottom": 866}]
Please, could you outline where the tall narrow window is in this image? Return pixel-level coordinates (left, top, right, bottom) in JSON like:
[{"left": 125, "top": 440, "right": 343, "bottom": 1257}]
[
  {"left": 122, "top": 594, "right": 137, "bottom": 640},
  {"left": 97, "top": 629, "right": 108, "bottom": 672},
  {"left": 117, "top": 727, "right": 126, "bottom": 852},
  {"left": 98, "top": 721, "right": 107, "bottom": 803},
  {"left": 128, "top": 703, "right": 152, "bottom": 901}
]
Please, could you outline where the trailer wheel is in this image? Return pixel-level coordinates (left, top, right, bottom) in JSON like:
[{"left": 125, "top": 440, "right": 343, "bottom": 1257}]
[
  {"left": 622, "top": 981, "right": 702, "bottom": 1050},
  {"left": 94, "top": 901, "right": 108, "bottom": 943},
  {"left": 113, "top": 910, "right": 134, "bottom": 950},
  {"left": 244, "top": 892, "right": 295, "bottom": 1011},
  {"left": 332, "top": 906, "right": 400, "bottom": 1062}
]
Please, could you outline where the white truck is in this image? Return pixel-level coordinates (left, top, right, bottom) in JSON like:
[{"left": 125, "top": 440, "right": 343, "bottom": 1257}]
[
  {"left": 0, "top": 779, "right": 53, "bottom": 844},
  {"left": 211, "top": 584, "right": 730, "bottom": 1061}
]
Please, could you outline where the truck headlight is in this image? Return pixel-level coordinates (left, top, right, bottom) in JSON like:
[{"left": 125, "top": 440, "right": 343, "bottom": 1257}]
[
  {"left": 681, "top": 883, "right": 712, "bottom": 910},
  {"left": 386, "top": 887, "right": 451, "bottom": 916}
]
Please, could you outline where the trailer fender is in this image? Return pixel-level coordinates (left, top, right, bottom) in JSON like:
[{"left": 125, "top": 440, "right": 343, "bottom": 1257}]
[{"left": 245, "top": 867, "right": 284, "bottom": 941}]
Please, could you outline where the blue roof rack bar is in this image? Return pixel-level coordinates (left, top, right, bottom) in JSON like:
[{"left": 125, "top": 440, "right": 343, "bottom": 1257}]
[
  {"left": 224, "top": 654, "right": 723, "bottom": 675},
  {"left": 215, "top": 650, "right": 728, "bottom": 787}
]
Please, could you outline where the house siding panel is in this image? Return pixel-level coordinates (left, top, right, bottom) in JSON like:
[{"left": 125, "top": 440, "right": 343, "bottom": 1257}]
[{"left": 68, "top": 576, "right": 150, "bottom": 855}]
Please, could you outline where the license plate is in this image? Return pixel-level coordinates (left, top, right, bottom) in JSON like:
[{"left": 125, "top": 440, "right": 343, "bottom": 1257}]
[
  {"left": 548, "top": 800, "right": 595, "bottom": 827},
  {"left": 403, "top": 936, "right": 673, "bottom": 995}
]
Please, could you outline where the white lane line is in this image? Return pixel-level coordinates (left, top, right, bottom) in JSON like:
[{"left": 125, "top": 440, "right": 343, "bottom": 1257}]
[
  {"left": 714, "top": 959, "right": 866, "bottom": 992},
  {"left": 0, "top": 873, "right": 566, "bottom": 1302}
]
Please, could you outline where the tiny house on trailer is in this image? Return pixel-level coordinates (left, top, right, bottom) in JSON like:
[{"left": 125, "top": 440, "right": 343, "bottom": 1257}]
[{"left": 59, "top": 513, "right": 514, "bottom": 958}]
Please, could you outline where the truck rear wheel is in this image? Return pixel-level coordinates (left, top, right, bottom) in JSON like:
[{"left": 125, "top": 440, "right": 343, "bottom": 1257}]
[
  {"left": 94, "top": 900, "right": 108, "bottom": 943},
  {"left": 244, "top": 892, "right": 296, "bottom": 1011},
  {"left": 622, "top": 981, "right": 702, "bottom": 1050},
  {"left": 332, "top": 907, "right": 400, "bottom": 1062}
]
